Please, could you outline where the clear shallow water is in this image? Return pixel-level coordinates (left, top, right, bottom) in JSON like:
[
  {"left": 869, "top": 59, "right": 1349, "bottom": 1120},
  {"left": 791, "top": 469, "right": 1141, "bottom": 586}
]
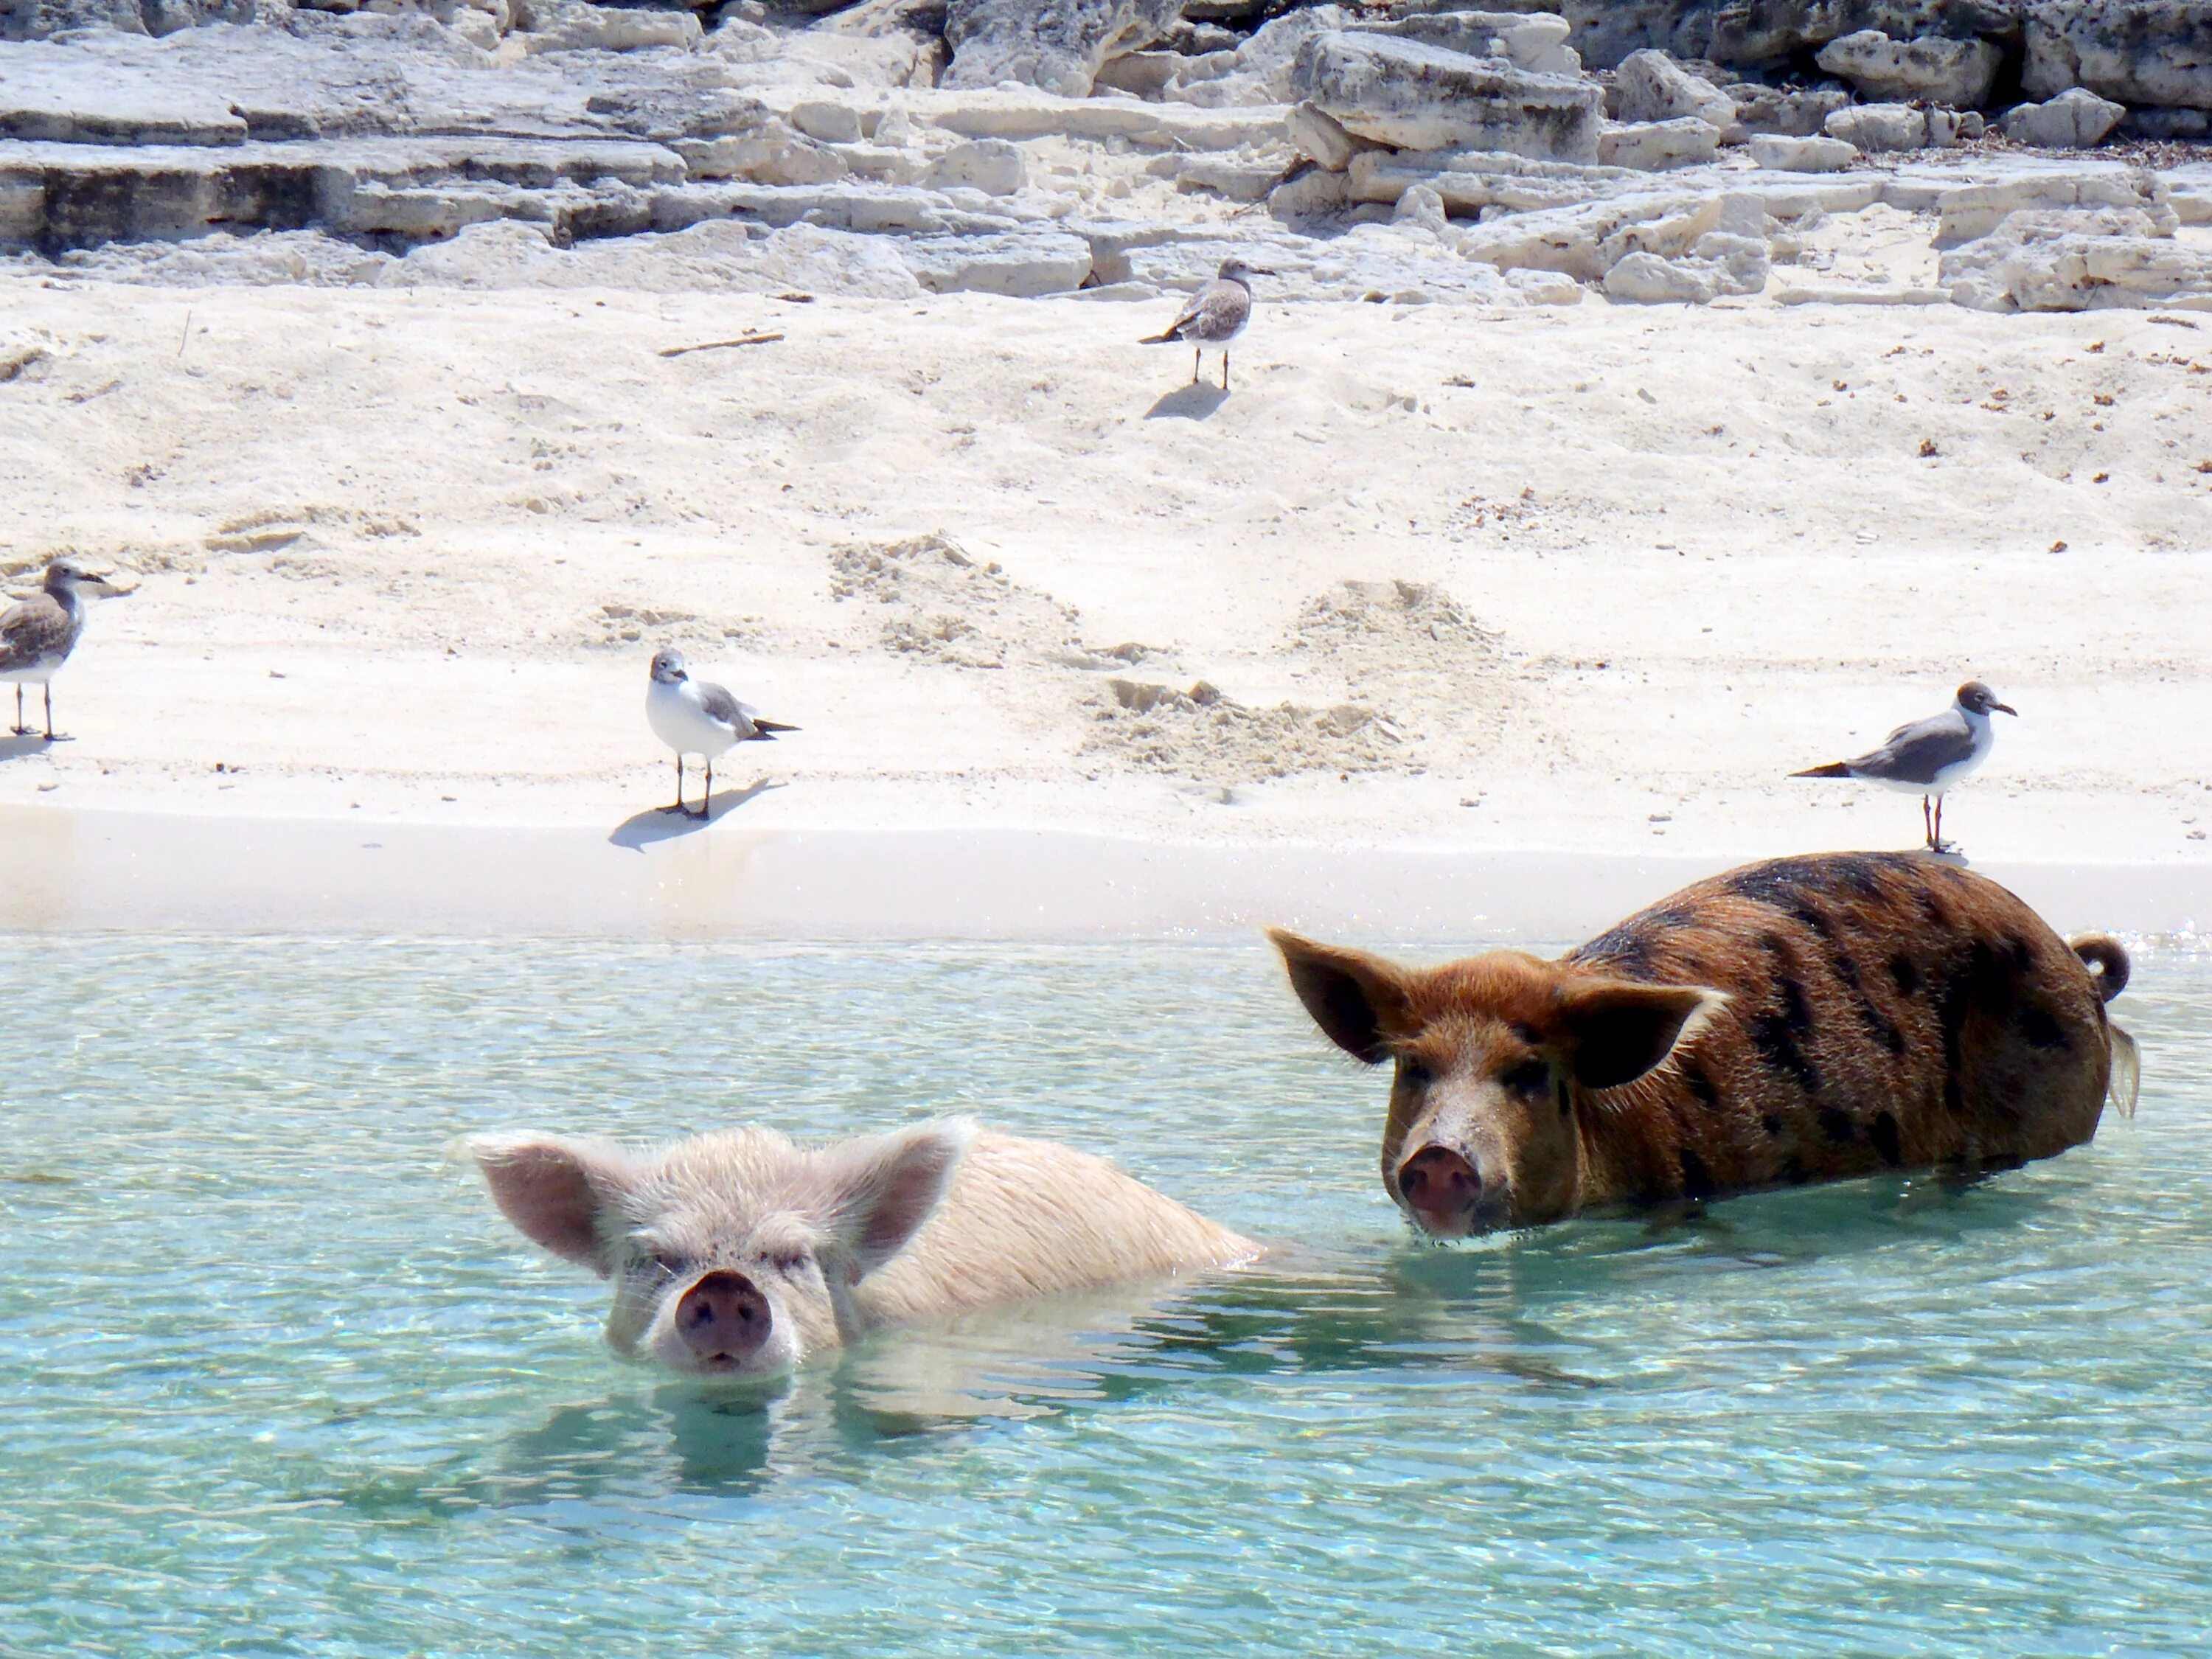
[{"left": 4, "top": 938, "right": 2209, "bottom": 1658}]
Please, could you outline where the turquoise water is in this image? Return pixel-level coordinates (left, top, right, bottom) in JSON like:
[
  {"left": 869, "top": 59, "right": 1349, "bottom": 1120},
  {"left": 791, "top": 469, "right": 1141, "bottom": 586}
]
[{"left": 4, "top": 939, "right": 2209, "bottom": 1658}]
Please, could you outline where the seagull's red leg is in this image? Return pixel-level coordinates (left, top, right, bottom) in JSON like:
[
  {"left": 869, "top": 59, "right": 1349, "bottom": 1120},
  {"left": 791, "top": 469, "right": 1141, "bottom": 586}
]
[
  {"left": 1191, "top": 346, "right": 1200, "bottom": 384},
  {"left": 1921, "top": 795, "right": 1933, "bottom": 848},
  {"left": 1223, "top": 351, "right": 1231, "bottom": 392}
]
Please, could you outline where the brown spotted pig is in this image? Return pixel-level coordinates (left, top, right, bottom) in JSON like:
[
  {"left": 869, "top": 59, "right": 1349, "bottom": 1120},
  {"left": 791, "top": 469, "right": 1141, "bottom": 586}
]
[
  {"left": 1271, "top": 852, "right": 2138, "bottom": 1238},
  {"left": 467, "top": 1117, "right": 1259, "bottom": 1377}
]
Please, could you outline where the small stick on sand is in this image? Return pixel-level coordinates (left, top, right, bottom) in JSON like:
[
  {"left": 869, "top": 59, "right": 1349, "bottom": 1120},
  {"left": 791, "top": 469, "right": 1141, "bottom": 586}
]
[{"left": 657, "top": 332, "right": 786, "bottom": 358}]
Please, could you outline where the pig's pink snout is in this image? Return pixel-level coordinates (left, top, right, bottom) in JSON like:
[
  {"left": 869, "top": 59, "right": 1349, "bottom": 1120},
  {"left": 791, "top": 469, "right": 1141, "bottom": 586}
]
[
  {"left": 1399, "top": 1146, "right": 1484, "bottom": 1234},
  {"left": 675, "top": 1270, "right": 771, "bottom": 1365}
]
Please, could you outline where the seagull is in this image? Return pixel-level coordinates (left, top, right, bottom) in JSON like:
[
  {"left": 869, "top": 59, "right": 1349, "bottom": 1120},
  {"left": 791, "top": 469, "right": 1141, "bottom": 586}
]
[
  {"left": 644, "top": 647, "right": 797, "bottom": 820},
  {"left": 0, "top": 559, "right": 119, "bottom": 742},
  {"left": 1140, "top": 258, "right": 1276, "bottom": 392},
  {"left": 1792, "top": 680, "right": 2017, "bottom": 852}
]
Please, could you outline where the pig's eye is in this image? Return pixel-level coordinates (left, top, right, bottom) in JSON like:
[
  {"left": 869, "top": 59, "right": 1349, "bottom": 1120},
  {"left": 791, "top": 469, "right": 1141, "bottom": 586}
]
[
  {"left": 766, "top": 1250, "right": 811, "bottom": 1276},
  {"left": 645, "top": 1251, "right": 693, "bottom": 1280},
  {"left": 1500, "top": 1059, "right": 1551, "bottom": 1098},
  {"left": 1396, "top": 1057, "right": 1433, "bottom": 1089}
]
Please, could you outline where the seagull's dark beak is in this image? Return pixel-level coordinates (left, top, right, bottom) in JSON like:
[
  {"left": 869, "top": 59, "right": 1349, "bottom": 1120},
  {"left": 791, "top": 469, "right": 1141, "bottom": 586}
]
[{"left": 1994, "top": 702, "right": 2017, "bottom": 717}]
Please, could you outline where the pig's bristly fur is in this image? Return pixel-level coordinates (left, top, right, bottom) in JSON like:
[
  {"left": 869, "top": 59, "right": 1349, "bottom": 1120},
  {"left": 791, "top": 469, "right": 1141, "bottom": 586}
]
[
  {"left": 471, "top": 1119, "right": 1259, "bottom": 1375},
  {"left": 1274, "top": 851, "right": 2134, "bottom": 1235}
]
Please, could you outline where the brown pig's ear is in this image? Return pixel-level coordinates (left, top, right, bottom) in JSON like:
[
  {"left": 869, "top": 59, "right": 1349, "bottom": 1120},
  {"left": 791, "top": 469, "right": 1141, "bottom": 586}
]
[
  {"left": 463, "top": 1133, "right": 640, "bottom": 1276},
  {"left": 1556, "top": 981, "right": 1728, "bottom": 1091},
  {"left": 1267, "top": 930, "right": 1416, "bottom": 1065}
]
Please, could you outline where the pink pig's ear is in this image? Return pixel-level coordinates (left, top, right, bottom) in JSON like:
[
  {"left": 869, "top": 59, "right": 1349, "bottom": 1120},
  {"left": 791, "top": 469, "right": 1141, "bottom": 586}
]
[
  {"left": 814, "top": 1117, "right": 976, "bottom": 1279},
  {"left": 465, "top": 1133, "right": 640, "bottom": 1276},
  {"left": 1555, "top": 981, "right": 1727, "bottom": 1091}
]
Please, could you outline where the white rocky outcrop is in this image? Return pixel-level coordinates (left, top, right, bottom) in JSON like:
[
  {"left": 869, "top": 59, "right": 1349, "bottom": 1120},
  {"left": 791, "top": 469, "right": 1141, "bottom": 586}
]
[
  {"left": 2023, "top": 0, "right": 2212, "bottom": 113},
  {"left": 1814, "top": 31, "right": 2002, "bottom": 109},
  {"left": 1942, "top": 206, "right": 2212, "bottom": 313},
  {"left": 1750, "top": 133, "right": 1857, "bottom": 173},
  {"left": 1610, "top": 49, "right": 1734, "bottom": 131},
  {"left": 2003, "top": 87, "right": 2126, "bottom": 150},
  {"left": 941, "top": 0, "right": 1183, "bottom": 99},
  {"left": 1597, "top": 116, "right": 1719, "bottom": 171},
  {"left": 1824, "top": 102, "right": 1927, "bottom": 153},
  {"left": 1293, "top": 30, "right": 1604, "bottom": 162}
]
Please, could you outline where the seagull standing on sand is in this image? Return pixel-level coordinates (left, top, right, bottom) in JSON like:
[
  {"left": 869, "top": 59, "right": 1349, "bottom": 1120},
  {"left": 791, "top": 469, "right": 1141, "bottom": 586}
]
[
  {"left": 0, "top": 559, "right": 119, "bottom": 742},
  {"left": 1792, "top": 680, "right": 2017, "bottom": 853},
  {"left": 645, "top": 647, "right": 798, "bottom": 820},
  {"left": 1141, "top": 258, "right": 1276, "bottom": 392}
]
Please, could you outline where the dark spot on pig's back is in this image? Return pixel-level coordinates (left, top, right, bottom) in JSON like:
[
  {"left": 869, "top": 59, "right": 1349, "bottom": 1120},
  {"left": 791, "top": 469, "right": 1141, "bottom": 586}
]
[
  {"left": 1760, "top": 1113, "right": 1784, "bottom": 1138},
  {"left": 1869, "top": 1110, "right": 1903, "bottom": 1166},
  {"left": 1678, "top": 1058, "right": 1720, "bottom": 1110},
  {"left": 1889, "top": 954, "right": 1921, "bottom": 997},
  {"left": 1818, "top": 1107, "right": 1856, "bottom": 1145},
  {"left": 1831, "top": 948, "right": 1906, "bottom": 1055},
  {"left": 2017, "top": 1001, "right": 2073, "bottom": 1052},
  {"left": 1748, "top": 967, "right": 1821, "bottom": 1096}
]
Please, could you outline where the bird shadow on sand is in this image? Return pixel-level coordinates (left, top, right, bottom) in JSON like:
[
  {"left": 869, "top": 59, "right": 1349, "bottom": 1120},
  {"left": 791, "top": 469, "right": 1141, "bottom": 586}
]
[
  {"left": 0, "top": 734, "right": 55, "bottom": 762},
  {"left": 1144, "top": 382, "right": 1231, "bottom": 421},
  {"left": 608, "top": 777, "right": 785, "bottom": 852}
]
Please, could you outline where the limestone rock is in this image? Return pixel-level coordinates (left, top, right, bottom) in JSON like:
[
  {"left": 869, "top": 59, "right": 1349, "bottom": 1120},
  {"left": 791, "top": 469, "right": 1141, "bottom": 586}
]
[
  {"left": 941, "top": 0, "right": 1183, "bottom": 98},
  {"left": 1923, "top": 106, "right": 1985, "bottom": 147},
  {"left": 1293, "top": 31, "right": 1604, "bottom": 163},
  {"left": 1455, "top": 186, "right": 1730, "bottom": 280},
  {"left": 1351, "top": 10, "right": 1581, "bottom": 77},
  {"left": 1750, "top": 133, "right": 1858, "bottom": 171},
  {"left": 394, "top": 217, "right": 924, "bottom": 295},
  {"left": 1825, "top": 102, "right": 1927, "bottom": 151},
  {"left": 1392, "top": 179, "right": 1450, "bottom": 234},
  {"left": 899, "top": 228, "right": 1092, "bottom": 294},
  {"left": 516, "top": 1, "right": 700, "bottom": 53},
  {"left": 1814, "top": 31, "right": 2003, "bottom": 108},
  {"left": 1708, "top": 0, "right": 2023, "bottom": 72},
  {"left": 1165, "top": 7, "right": 1349, "bottom": 108},
  {"left": 2023, "top": 1, "right": 2212, "bottom": 112},
  {"left": 1604, "top": 231, "right": 1770, "bottom": 302},
  {"left": 1941, "top": 206, "right": 2212, "bottom": 311},
  {"left": 1725, "top": 83, "right": 1852, "bottom": 138},
  {"left": 1174, "top": 153, "right": 1290, "bottom": 201},
  {"left": 1286, "top": 100, "right": 1371, "bottom": 171},
  {"left": 1933, "top": 170, "right": 2176, "bottom": 245},
  {"left": 1598, "top": 116, "right": 1720, "bottom": 170},
  {"left": 2003, "top": 86, "right": 2125, "bottom": 148},
  {"left": 54, "top": 229, "right": 396, "bottom": 286},
  {"left": 1610, "top": 49, "right": 1735, "bottom": 130},
  {"left": 788, "top": 100, "right": 863, "bottom": 145},
  {"left": 921, "top": 138, "right": 1025, "bottom": 195},
  {"left": 1344, "top": 147, "right": 1635, "bottom": 213}
]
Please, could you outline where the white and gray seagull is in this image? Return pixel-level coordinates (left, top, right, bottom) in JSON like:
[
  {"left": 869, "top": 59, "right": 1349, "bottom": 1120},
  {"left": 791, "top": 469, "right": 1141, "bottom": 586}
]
[
  {"left": 0, "top": 558, "right": 120, "bottom": 742},
  {"left": 1792, "top": 680, "right": 2017, "bottom": 853},
  {"left": 645, "top": 647, "right": 799, "bottom": 820},
  {"left": 1141, "top": 258, "right": 1277, "bottom": 392}
]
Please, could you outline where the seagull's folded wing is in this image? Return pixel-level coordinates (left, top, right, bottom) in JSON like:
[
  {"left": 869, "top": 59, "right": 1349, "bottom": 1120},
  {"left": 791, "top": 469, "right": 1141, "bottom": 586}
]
[
  {"left": 0, "top": 597, "right": 64, "bottom": 672},
  {"left": 1875, "top": 716, "right": 1977, "bottom": 782}
]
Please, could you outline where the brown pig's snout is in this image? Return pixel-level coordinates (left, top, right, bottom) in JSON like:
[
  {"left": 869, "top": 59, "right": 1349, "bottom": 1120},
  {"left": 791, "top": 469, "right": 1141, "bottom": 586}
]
[
  {"left": 1397, "top": 1145, "right": 1484, "bottom": 1234},
  {"left": 675, "top": 1270, "right": 771, "bottom": 1363}
]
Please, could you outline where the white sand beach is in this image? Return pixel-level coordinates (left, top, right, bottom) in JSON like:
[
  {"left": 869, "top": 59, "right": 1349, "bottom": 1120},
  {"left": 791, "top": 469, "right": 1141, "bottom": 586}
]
[{"left": 1, "top": 274, "right": 2208, "bottom": 933}]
